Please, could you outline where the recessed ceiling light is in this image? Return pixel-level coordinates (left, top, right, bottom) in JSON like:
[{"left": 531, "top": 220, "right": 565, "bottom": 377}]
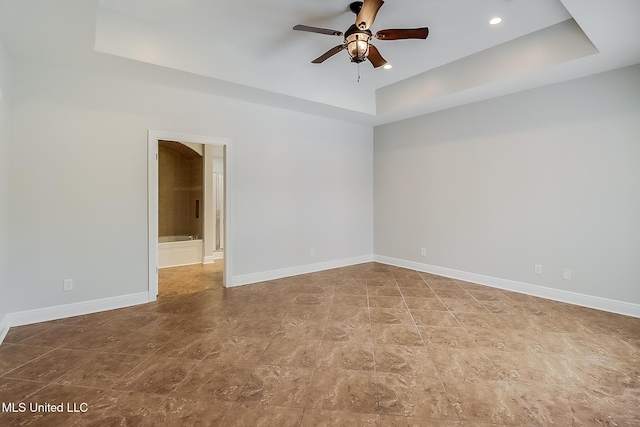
[
  {"left": 490, "top": 17, "right": 503, "bottom": 25},
  {"left": 383, "top": 64, "right": 393, "bottom": 70}
]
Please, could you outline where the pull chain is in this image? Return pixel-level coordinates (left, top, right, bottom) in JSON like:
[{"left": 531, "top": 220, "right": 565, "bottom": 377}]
[{"left": 357, "top": 62, "right": 361, "bottom": 83}]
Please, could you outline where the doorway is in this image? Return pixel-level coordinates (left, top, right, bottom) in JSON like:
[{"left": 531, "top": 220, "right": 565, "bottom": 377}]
[{"left": 148, "top": 130, "right": 233, "bottom": 301}]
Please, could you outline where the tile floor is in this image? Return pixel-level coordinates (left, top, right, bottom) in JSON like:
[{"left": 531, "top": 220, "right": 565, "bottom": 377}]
[{"left": 0, "top": 262, "right": 639, "bottom": 426}]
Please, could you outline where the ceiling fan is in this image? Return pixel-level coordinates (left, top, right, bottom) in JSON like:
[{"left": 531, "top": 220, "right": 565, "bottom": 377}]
[{"left": 293, "top": 0, "right": 429, "bottom": 68}]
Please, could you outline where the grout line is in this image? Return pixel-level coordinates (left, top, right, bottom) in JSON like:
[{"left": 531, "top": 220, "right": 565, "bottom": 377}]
[
  {"left": 396, "top": 274, "right": 429, "bottom": 346},
  {"left": 0, "top": 345, "right": 59, "bottom": 379},
  {"left": 428, "top": 281, "right": 468, "bottom": 330},
  {"left": 398, "top": 270, "right": 463, "bottom": 422},
  {"left": 299, "top": 274, "right": 336, "bottom": 415},
  {"left": 364, "top": 272, "right": 380, "bottom": 414}
]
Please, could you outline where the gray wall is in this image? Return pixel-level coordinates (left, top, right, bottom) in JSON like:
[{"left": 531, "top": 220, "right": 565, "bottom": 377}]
[
  {"left": 3, "top": 43, "right": 638, "bottom": 323},
  {"left": 6, "top": 58, "right": 373, "bottom": 313},
  {"left": 0, "top": 36, "right": 9, "bottom": 326},
  {"left": 374, "top": 65, "right": 640, "bottom": 304}
]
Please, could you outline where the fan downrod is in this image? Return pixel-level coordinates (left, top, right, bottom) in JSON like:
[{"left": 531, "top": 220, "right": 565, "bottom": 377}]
[{"left": 349, "top": 1, "right": 363, "bottom": 15}]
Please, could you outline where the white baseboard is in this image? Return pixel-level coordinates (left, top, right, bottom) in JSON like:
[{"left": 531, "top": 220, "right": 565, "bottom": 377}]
[
  {"left": 374, "top": 255, "right": 640, "bottom": 318},
  {"left": 158, "top": 262, "right": 202, "bottom": 269},
  {"left": 3, "top": 292, "right": 150, "bottom": 331},
  {"left": 230, "top": 255, "right": 375, "bottom": 287},
  {"left": 203, "top": 253, "right": 224, "bottom": 264},
  {"left": 2, "top": 255, "right": 635, "bottom": 348},
  {"left": 0, "top": 313, "right": 9, "bottom": 344}
]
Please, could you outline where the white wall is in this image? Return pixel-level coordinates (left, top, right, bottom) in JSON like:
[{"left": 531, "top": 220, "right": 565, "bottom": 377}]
[
  {"left": 7, "top": 58, "right": 373, "bottom": 314},
  {"left": 0, "top": 36, "right": 10, "bottom": 330},
  {"left": 374, "top": 64, "right": 640, "bottom": 307}
]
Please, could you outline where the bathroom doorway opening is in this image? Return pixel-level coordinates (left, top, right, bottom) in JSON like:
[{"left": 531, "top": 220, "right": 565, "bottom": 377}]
[{"left": 148, "top": 130, "right": 233, "bottom": 301}]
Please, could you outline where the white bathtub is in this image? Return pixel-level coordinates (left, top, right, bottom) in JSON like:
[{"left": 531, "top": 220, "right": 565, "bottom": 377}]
[{"left": 158, "top": 235, "right": 203, "bottom": 268}]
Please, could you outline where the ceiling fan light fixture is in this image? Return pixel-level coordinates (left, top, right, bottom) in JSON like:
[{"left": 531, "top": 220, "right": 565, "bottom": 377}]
[
  {"left": 293, "top": 0, "right": 429, "bottom": 68},
  {"left": 346, "top": 32, "right": 371, "bottom": 63}
]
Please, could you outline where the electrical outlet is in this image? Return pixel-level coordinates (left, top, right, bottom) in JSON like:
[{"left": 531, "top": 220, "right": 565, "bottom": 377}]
[
  {"left": 534, "top": 265, "right": 542, "bottom": 275},
  {"left": 420, "top": 248, "right": 427, "bottom": 257},
  {"left": 63, "top": 279, "right": 73, "bottom": 291},
  {"left": 563, "top": 269, "right": 572, "bottom": 280}
]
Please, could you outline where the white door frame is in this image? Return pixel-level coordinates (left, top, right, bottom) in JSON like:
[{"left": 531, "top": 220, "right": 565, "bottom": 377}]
[{"left": 148, "top": 130, "right": 233, "bottom": 301}]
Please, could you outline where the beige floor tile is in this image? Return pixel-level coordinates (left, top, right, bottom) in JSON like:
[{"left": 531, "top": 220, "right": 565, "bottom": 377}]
[
  {"left": 332, "top": 293, "right": 369, "bottom": 308},
  {"left": 328, "top": 306, "right": 371, "bottom": 323},
  {"left": 2, "top": 323, "right": 55, "bottom": 344},
  {"left": 275, "top": 318, "right": 326, "bottom": 341},
  {"left": 419, "top": 327, "right": 476, "bottom": 350},
  {"left": 306, "top": 368, "right": 379, "bottom": 414},
  {"left": 103, "top": 328, "right": 175, "bottom": 355},
  {"left": 173, "top": 359, "right": 254, "bottom": 401},
  {"left": 370, "top": 308, "right": 415, "bottom": 325},
  {"left": 154, "top": 331, "right": 222, "bottom": 360},
  {"left": 3, "top": 349, "right": 89, "bottom": 383},
  {"left": 259, "top": 338, "right": 321, "bottom": 368},
  {"left": 68, "top": 389, "right": 165, "bottom": 426},
  {"left": 372, "top": 324, "right": 424, "bottom": 347},
  {"left": 411, "top": 310, "right": 461, "bottom": 328},
  {"left": 323, "top": 321, "right": 373, "bottom": 343},
  {"left": 113, "top": 356, "right": 199, "bottom": 395},
  {"left": 53, "top": 352, "right": 145, "bottom": 388},
  {"left": 0, "top": 344, "right": 51, "bottom": 376},
  {"left": 144, "top": 395, "right": 232, "bottom": 426},
  {"left": 0, "top": 377, "right": 47, "bottom": 403},
  {"left": 237, "top": 365, "right": 313, "bottom": 408},
  {"left": 403, "top": 297, "right": 448, "bottom": 311},
  {"left": 220, "top": 403, "right": 304, "bottom": 427},
  {"left": 205, "top": 335, "right": 271, "bottom": 365},
  {"left": 368, "top": 296, "right": 407, "bottom": 309},
  {"left": 316, "top": 342, "right": 375, "bottom": 371},
  {"left": 1, "top": 262, "right": 637, "bottom": 426},
  {"left": 374, "top": 345, "right": 438, "bottom": 376},
  {"left": 429, "top": 347, "right": 502, "bottom": 382},
  {"left": 377, "top": 372, "right": 458, "bottom": 420},
  {"left": 302, "top": 409, "right": 380, "bottom": 426},
  {"left": 442, "top": 378, "right": 537, "bottom": 425}
]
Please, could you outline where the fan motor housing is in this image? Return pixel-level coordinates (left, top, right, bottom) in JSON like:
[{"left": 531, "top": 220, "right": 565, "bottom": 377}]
[
  {"left": 349, "top": 2, "right": 364, "bottom": 15},
  {"left": 344, "top": 24, "right": 372, "bottom": 39}
]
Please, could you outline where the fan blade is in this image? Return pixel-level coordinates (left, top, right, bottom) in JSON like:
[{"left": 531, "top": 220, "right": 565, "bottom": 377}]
[
  {"left": 375, "top": 27, "right": 429, "bottom": 40},
  {"left": 356, "top": 0, "right": 384, "bottom": 30},
  {"left": 293, "top": 24, "right": 343, "bottom": 37},
  {"left": 367, "top": 44, "right": 387, "bottom": 68},
  {"left": 311, "top": 44, "right": 347, "bottom": 64}
]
